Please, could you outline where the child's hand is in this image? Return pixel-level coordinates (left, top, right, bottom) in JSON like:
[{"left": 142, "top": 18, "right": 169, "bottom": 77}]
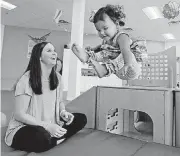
[
  {"left": 65, "top": 43, "right": 72, "bottom": 49},
  {"left": 71, "top": 43, "right": 78, "bottom": 50},
  {"left": 89, "top": 58, "right": 94, "bottom": 63},
  {"left": 85, "top": 46, "right": 92, "bottom": 51}
]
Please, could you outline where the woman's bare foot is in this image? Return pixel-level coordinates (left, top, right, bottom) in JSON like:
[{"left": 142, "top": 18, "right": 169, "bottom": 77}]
[
  {"left": 71, "top": 43, "right": 88, "bottom": 63},
  {"left": 57, "top": 138, "right": 65, "bottom": 145}
]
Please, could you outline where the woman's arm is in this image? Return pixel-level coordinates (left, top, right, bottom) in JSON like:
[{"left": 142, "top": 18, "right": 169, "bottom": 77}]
[
  {"left": 58, "top": 78, "right": 66, "bottom": 113},
  {"left": 14, "top": 94, "right": 46, "bottom": 127},
  {"left": 117, "top": 34, "right": 133, "bottom": 66},
  {"left": 58, "top": 78, "right": 74, "bottom": 125},
  {"left": 59, "top": 101, "right": 66, "bottom": 115}
]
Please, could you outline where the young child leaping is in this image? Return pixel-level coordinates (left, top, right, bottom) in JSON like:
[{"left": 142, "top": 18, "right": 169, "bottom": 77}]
[{"left": 71, "top": 4, "right": 147, "bottom": 80}]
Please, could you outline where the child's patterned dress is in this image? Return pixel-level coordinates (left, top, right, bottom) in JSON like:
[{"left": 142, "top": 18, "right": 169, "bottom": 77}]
[{"left": 86, "top": 31, "right": 148, "bottom": 80}]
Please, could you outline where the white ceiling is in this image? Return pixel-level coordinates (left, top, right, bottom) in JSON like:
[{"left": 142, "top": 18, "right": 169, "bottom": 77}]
[{"left": 1, "top": 0, "right": 180, "bottom": 41}]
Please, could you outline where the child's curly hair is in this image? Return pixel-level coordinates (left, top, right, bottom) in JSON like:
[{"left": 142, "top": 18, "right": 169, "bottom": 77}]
[{"left": 93, "top": 4, "right": 126, "bottom": 26}]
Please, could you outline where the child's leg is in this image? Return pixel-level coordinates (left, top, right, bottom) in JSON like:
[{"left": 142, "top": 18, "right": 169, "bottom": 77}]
[
  {"left": 101, "top": 53, "right": 141, "bottom": 80},
  {"left": 90, "top": 59, "right": 109, "bottom": 78},
  {"left": 115, "top": 54, "right": 141, "bottom": 80},
  {"left": 117, "top": 64, "right": 141, "bottom": 80},
  {"left": 71, "top": 44, "right": 89, "bottom": 63}
]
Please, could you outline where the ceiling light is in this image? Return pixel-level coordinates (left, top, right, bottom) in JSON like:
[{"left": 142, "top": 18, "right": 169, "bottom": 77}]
[
  {"left": 0, "top": 0, "right": 17, "bottom": 10},
  {"left": 162, "top": 33, "right": 176, "bottom": 40},
  {"left": 143, "top": 6, "right": 164, "bottom": 20}
]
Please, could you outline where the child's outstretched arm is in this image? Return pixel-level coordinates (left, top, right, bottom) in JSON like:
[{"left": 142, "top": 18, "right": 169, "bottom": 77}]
[
  {"left": 117, "top": 34, "right": 141, "bottom": 78},
  {"left": 85, "top": 45, "right": 102, "bottom": 53},
  {"left": 92, "top": 45, "right": 102, "bottom": 53},
  {"left": 117, "top": 34, "right": 133, "bottom": 66},
  {"left": 115, "top": 33, "right": 141, "bottom": 80}
]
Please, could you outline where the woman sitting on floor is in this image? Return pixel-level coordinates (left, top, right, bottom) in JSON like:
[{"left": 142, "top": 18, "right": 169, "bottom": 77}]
[{"left": 5, "top": 42, "right": 87, "bottom": 153}]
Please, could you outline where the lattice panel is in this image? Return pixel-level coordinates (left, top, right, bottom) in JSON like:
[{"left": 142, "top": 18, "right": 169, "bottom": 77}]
[
  {"left": 129, "top": 47, "right": 177, "bottom": 88},
  {"left": 106, "top": 108, "right": 120, "bottom": 134},
  {"left": 139, "top": 54, "right": 169, "bottom": 81}
]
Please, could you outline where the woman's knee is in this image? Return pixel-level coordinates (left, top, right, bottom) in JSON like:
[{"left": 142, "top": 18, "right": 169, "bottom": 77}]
[
  {"left": 32, "top": 126, "right": 54, "bottom": 152},
  {"left": 80, "top": 113, "right": 87, "bottom": 127},
  {"left": 17, "top": 126, "right": 54, "bottom": 153},
  {"left": 73, "top": 113, "right": 87, "bottom": 128}
]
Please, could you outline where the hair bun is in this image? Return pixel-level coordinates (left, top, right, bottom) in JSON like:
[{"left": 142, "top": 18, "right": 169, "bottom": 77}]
[
  {"left": 89, "top": 10, "right": 97, "bottom": 22},
  {"left": 106, "top": 4, "right": 126, "bottom": 25}
]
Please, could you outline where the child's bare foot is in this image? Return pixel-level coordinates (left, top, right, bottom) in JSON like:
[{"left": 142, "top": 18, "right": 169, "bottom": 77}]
[{"left": 71, "top": 43, "right": 88, "bottom": 63}]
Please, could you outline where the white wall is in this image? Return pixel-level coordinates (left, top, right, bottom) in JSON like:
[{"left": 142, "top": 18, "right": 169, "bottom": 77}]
[
  {"left": 165, "top": 41, "right": 180, "bottom": 56},
  {"left": 1, "top": 24, "right": 5, "bottom": 58},
  {"left": 165, "top": 41, "right": 180, "bottom": 82},
  {"left": 1, "top": 26, "right": 71, "bottom": 90},
  {"left": 146, "top": 40, "right": 165, "bottom": 54},
  {"left": 83, "top": 34, "right": 102, "bottom": 46},
  {"left": 80, "top": 74, "right": 123, "bottom": 92},
  {"left": 0, "top": 24, "right": 5, "bottom": 91}
]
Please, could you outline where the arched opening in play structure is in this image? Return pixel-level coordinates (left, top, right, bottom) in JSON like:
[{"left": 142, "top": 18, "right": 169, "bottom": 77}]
[
  {"left": 106, "top": 108, "right": 153, "bottom": 142},
  {"left": 134, "top": 111, "right": 153, "bottom": 134}
]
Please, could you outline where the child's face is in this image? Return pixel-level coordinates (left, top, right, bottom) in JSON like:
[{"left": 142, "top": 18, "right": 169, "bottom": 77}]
[{"left": 94, "top": 14, "right": 118, "bottom": 41}]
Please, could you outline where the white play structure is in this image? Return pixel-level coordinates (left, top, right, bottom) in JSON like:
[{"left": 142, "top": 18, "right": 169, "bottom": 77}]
[{"left": 66, "top": 46, "right": 180, "bottom": 147}]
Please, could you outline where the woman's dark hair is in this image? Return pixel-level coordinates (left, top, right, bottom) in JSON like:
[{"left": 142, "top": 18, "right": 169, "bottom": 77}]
[
  {"left": 24, "top": 42, "right": 58, "bottom": 95},
  {"left": 56, "top": 57, "right": 63, "bottom": 75},
  {"left": 93, "top": 5, "right": 126, "bottom": 26}
]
